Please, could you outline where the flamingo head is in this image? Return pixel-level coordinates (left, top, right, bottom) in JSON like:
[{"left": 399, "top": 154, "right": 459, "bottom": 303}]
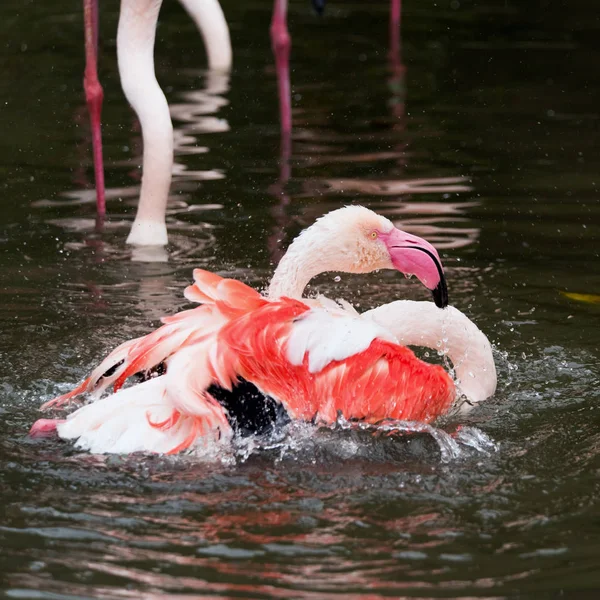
[{"left": 316, "top": 206, "right": 448, "bottom": 308}]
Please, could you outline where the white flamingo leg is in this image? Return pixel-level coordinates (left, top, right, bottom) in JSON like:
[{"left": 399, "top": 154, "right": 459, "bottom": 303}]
[
  {"left": 118, "top": 0, "right": 173, "bottom": 246},
  {"left": 178, "top": 0, "right": 232, "bottom": 71}
]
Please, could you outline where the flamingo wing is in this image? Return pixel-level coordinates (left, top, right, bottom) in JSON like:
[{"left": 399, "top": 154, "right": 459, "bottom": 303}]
[
  {"left": 34, "top": 270, "right": 263, "bottom": 454},
  {"left": 218, "top": 301, "right": 457, "bottom": 425},
  {"left": 41, "top": 270, "right": 265, "bottom": 409},
  {"left": 35, "top": 271, "right": 456, "bottom": 454}
]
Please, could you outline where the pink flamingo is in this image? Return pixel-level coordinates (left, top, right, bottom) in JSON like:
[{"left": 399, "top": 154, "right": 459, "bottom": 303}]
[
  {"left": 31, "top": 207, "right": 496, "bottom": 454},
  {"left": 83, "top": 0, "right": 231, "bottom": 245}
]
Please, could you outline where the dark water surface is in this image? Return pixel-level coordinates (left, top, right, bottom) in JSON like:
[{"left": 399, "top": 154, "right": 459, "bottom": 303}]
[{"left": 1, "top": 0, "right": 600, "bottom": 597}]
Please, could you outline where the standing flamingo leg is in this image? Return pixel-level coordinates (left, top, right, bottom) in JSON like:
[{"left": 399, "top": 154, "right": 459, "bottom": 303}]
[
  {"left": 118, "top": 0, "right": 173, "bottom": 246},
  {"left": 389, "top": 0, "right": 401, "bottom": 63},
  {"left": 270, "top": 0, "right": 292, "bottom": 136},
  {"left": 83, "top": 0, "right": 106, "bottom": 225},
  {"left": 267, "top": 1, "right": 293, "bottom": 263},
  {"left": 388, "top": 0, "right": 406, "bottom": 123}
]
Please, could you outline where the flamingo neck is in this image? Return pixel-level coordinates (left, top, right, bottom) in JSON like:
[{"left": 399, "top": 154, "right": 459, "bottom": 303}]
[
  {"left": 118, "top": 0, "right": 172, "bottom": 246},
  {"left": 179, "top": 0, "right": 232, "bottom": 70},
  {"left": 363, "top": 301, "right": 497, "bottom": 406},
  {"left": 267, "top": 225, "right": 341, "bottom": 299}
]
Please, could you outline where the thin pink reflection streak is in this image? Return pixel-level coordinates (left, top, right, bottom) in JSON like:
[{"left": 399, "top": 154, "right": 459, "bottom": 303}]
[{"left": 305, "top": 177, "right": 472, "bottom": 196}]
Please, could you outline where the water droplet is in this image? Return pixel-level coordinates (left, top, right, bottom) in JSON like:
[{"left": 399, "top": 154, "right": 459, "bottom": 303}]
[{"left": 333, "top": 276, "right": 341, "bottom": 283}]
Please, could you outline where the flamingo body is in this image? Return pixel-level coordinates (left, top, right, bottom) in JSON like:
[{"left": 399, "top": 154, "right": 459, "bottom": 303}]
[
  {"left": 218, "top": 297, "right": 455, "bottom": 424},
  {"left": 31, "top": 207, "right": 494, "bottom": 455},
  {"left": 33, "top": 270, "right": 455, "bottom": 454}
]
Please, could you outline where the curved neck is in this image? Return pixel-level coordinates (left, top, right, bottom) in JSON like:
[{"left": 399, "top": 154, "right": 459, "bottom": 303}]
[
  {"left": 267, "top": 244, "right": 324, "bottom": 299},
  {"left": 267, "top": 227, "right": 343, "bottom": 299},
  {"left": 179, "top": 0, "right": 232, "bottom": 71},
  {"left": 363, "top": 301, "right": 497, "bottom": 405}
]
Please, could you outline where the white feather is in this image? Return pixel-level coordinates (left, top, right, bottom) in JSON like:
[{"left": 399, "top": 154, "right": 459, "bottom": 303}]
[
  {"left": 286, "top": 308, "right": 397, "bottom": 373},
  {"left": 56, "top": 371, "right": 229, "bottom": 454},
  {"left": 58, "top": 378, "right": 176, "bottom": 453}
]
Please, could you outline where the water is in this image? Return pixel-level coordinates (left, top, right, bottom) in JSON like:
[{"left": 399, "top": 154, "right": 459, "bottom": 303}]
[{"left": 1, "top": 0, "right": 600, "bottom": 596}]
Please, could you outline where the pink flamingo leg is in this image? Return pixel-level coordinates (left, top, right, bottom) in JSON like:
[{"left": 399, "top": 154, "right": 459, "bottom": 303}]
[
  {"left": 270, "top": 0, "right": 292, "bottom": 136},
  {"left": 83, "top": 0, "right": 106, "bottom": 224},
  {"left": 268, "top": 1, "right": 293, "bottom": 263},
  {"left": 388, "top": 0, "right": 406, "bottom": 122},
  {"left": 390, "top": 0, "right": 401, "bottom": 62}
]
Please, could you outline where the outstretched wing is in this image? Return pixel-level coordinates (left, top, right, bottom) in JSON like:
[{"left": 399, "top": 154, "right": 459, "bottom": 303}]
[
  {"left": 42, "top": 270, "right": 265, "bottom": 409},
  {"left": 35, "top": 271, "right": 268, "bottom": 454},
  {"left": 37, "top": 271, "right": 455, "bottom": 454}
]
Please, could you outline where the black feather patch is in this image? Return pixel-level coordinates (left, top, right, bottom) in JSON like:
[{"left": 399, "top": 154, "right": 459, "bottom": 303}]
[{"left": 208, "top": 378, "right": 290, "bottom": 437}]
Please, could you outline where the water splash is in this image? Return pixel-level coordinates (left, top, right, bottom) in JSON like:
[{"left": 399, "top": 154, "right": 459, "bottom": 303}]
[
  {"left": 361, "top": 419, "right": 498, "bottom": 463},
  {"left": 229, "top": 416, "right": 497, "bottom": 465}
]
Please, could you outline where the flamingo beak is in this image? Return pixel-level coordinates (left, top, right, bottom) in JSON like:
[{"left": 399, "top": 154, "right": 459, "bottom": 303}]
[
  {"left": 381, "top": 228, "right": 448, "bottom": 308},
  {"left": 312, "top": 0, "right": 326, "bottom": 16}
]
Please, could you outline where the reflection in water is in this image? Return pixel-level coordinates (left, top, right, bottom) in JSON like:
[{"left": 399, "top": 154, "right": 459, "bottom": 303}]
[
  {"left": 267, "top": 126, "right": 292, "bottom": 264},
  {"left": 379, "top": 198, "right": 480, "bottom": 251},
  {"left": 2, "top": 392, "right": 581, "bottom": 600},
  {"left": 169, "top": 70, "right": 230, "bottom": 180},
  {"left": 308, "top": 176, "right": 471, "bottom": 196},
  {"left": 3, "top": 420, "right": 503, "bottom": 599},
  {"left": 47, "top": 220, "right": 217, "bottom": 265}
]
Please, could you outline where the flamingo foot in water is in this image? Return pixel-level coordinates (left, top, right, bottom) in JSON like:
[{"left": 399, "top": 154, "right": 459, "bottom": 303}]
[{"left": 30, "top": 418, "right": 66, "bottom": 438}]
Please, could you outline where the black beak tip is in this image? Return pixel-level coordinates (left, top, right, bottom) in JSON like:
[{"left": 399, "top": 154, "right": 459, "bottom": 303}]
[
  {"left": 311, "top": 0, "right": 326, "bottom": 16},
  {"left": 432, "top": 276, "right": 449, "bottom": 309}
]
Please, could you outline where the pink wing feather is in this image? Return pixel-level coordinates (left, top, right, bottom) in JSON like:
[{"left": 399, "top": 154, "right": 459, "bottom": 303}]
[{"left": 35, "top": 270, "right": 455, "bottom": 454}]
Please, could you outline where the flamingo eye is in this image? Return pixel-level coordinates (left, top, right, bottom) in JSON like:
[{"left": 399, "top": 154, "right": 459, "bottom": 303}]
[{"left": 370, "top": 231, "right": 378, "bottom": 240}]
